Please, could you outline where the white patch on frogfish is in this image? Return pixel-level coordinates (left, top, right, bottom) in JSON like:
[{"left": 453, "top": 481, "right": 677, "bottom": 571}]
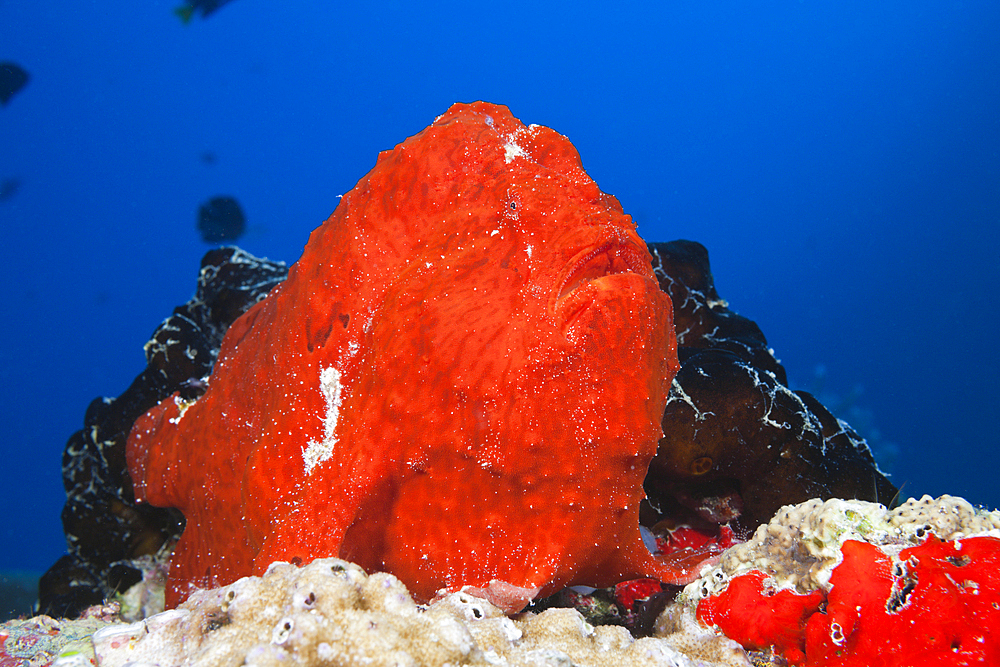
[
  {"left": 504, "top": 136, "right": 527, "bottom": 163},
  {"left": 302, "top": 366, "right": 345, "bottom": 475}
]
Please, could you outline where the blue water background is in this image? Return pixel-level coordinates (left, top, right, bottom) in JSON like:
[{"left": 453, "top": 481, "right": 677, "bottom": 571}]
[{"left": 1, "top": 1, "right": 997, "bottom": 572}]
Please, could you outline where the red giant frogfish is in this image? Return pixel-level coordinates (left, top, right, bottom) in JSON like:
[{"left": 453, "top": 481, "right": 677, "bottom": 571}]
[{"left": 127, "top": 102, "right": 682, "bottom": 612}]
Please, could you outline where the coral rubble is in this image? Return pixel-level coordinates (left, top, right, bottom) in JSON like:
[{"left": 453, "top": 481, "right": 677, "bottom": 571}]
[
  {"left": 92, "top": 557, "right": 738, "bottom": 667},
  {"left": 0, "top": 606, "right": 119, "bottom": 667}
]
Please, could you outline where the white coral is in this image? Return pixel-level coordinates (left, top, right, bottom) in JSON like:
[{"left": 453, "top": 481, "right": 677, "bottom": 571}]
[{"left": 92, "top": 557, "right": 720, "bottom": 667}]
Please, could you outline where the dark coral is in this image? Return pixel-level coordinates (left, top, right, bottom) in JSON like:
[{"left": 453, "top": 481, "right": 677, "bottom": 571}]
[
  {"left": 38, "top": 247, "right": 287, "bottom": 617},
  {"left": 643, "top": 240, "right": 897, "bottom": 532}
]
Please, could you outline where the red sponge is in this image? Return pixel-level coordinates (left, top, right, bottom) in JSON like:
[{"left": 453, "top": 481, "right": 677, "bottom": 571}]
[
  {"left": 697, "top": 569, "right": 823, "bottom": 664},
  {"left": 697, "top": 535, "right": 1000, "bottom": 666}
]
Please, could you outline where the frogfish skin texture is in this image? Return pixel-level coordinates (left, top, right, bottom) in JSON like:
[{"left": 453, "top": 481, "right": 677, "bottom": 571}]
[{"left": 126, "top": 102, "right": 680, "bottom": 612}]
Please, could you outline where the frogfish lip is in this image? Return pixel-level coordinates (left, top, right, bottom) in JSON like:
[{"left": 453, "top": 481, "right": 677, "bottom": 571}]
[{"left": 553, "top": 240, "right": 651, "bottom": 316}]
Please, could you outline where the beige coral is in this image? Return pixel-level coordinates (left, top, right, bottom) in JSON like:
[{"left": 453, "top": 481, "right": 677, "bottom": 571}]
[
  {"left": 92, "top": 557, "right": 726, "bottom": 667},
  {"left": 692, "top": 494, "right": 1000, "bottom": 597}
]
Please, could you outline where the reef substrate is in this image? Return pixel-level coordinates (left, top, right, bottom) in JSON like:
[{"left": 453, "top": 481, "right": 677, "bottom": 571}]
[{"left": 10, "top": 495, "right": 1000, "bottom": 666}]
